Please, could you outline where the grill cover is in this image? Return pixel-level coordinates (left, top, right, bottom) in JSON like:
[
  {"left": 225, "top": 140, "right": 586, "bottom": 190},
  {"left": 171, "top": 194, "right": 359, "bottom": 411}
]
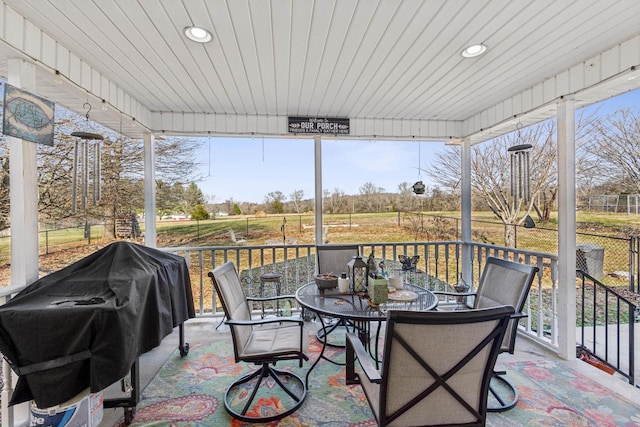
[{"left": 0, "top": 242, "right": 195, "bottom": 408}]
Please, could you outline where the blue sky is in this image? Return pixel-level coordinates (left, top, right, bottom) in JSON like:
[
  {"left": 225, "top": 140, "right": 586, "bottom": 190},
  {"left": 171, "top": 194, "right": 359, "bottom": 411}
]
[{"left": 197, "top": 89, "right": 640, "bottom": 204}]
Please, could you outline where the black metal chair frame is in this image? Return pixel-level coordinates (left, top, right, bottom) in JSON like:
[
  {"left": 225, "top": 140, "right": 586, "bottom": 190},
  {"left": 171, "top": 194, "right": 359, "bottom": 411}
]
[
  {"left": 346, "top": 307, "right": 514, "bottom": 427},
  {"left": 209, "top": 262, "right": 308, "bottom": 423},
  {"left": 434, "top": 256, "right": 538, "bottom": 412}
]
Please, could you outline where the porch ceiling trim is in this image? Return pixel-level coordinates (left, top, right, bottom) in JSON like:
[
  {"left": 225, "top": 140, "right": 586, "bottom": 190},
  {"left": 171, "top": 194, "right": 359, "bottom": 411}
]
[{"left": 0, "top": 1, "right": 639, "bottom": 142}]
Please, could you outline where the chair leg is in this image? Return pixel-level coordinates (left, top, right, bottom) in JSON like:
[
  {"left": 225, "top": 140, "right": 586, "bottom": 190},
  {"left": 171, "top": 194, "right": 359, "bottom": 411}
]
[
  {"left": 487, "top": 371, "right": 518, "bottom": 412},
  {"left": 224, "top": 363, "right": 307, "bottom": 422}
]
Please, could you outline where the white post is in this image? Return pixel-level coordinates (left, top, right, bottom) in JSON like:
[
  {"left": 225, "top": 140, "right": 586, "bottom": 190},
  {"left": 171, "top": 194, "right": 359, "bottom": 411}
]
[
  {"left": 6, "top": 57, "right": 39, "bottom": 427},
  {"left": 143, "top": 133, "right": 157, "bottom": 247},
  {"left": 314, "top": 136, "right": 323, "bottom": 245},
  {"left": 557, "top": 96, "right": 577, "bottom": 360},
  {"left": 460, "top": 138, "right": 473, "bottom": 285},
  {"left": 8, "top": 59, "right": 39, "bottom": 287}
]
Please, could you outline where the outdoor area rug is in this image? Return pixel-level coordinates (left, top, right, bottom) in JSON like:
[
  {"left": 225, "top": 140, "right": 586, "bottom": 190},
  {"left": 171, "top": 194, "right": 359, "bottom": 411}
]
[{"left": 114, "top": 332, "right": 640, "bottom": 427}]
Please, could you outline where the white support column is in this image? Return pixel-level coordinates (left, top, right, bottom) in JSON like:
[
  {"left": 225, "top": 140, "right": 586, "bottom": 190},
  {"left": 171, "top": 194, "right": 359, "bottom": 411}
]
[
  {"left": 557, "top": 96, "right": 577, "bottom": 360},
  {"left": 6, "top": 57, "right": 38, "bottom": 427},
  {"left": 460, "top": 138, "right": 473, "bottom": 285},
  {"left": 8, "top": 58, "right": 39, "bottom": 286},
  {"left": 314, "top": 136, "right": 323, "bottom": 245},
  {"left": 143, "top": 133, "right": 157, "bottom": 248}
]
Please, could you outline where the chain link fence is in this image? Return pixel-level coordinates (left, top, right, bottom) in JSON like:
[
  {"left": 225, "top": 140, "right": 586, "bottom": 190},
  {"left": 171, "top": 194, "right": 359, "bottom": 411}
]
[{"left": 419, "top": 214, "right": 638, "bottom": 290}]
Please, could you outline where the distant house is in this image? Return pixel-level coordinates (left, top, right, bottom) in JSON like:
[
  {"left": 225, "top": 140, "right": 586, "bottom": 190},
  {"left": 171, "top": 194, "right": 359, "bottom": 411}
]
[{"left": 216, "top": 212, "right": 229, "bottom": 217}]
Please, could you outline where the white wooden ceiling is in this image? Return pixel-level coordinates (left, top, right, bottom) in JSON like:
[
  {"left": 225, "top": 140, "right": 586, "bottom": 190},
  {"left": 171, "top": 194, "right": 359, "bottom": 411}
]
[{"left": 0, "top": 0, "right": 639, "bottom": 142}]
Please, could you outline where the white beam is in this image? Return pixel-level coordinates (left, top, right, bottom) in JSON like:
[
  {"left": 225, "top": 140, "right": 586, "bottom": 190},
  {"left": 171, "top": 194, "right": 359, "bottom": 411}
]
[
  {"left": 143, "top": 133, "right": 156, "bottom": 247},
  {"left": 8, "top": 58, "right": 38, "bottom": 287},
  {"left": 460, "top": 137, "right": 472, "bottom": 285},
  {"left": 557, "top": 96, "right": 577, "bottom": 360},
  {"left": 314, "top": 136, "right": 323, "bottom": 245}
]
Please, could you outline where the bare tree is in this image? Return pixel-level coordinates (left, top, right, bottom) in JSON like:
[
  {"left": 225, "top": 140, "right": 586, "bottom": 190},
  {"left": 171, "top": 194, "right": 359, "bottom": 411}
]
[
  {"left": 583, "top": 108, "right": 640, "bottom": 194},
  {"left": 397, "top": 181, "right": 415, "bottom": 212},
  {"left": 359, "top": 182, "right": 385, "bottom": 213},
  {"left": 289, "top": 189, "right": 304, "bottom": 213},
  {"left": 428, "top": 122, "right": 557, "bottom": 246},
  {"left": 324, "top": 188, "right": 349, "bottom": 213},
  {"left": 33, "top": 109, "right": 202, "bottom": 236}
]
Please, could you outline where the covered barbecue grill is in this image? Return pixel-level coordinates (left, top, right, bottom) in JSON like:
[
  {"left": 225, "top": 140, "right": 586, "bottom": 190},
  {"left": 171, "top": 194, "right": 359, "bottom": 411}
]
[{"left": 0, "top": 242, "right": 195, "bottom": 409}]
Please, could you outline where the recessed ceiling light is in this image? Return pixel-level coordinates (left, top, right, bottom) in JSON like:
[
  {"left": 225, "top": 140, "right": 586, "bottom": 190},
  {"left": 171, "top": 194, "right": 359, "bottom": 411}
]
[
  {"left": 184, "top": 26, "right": 212, "bottom": 43},
  {"left": 461, "top": 43, "right": 487, "bottom": 58}
]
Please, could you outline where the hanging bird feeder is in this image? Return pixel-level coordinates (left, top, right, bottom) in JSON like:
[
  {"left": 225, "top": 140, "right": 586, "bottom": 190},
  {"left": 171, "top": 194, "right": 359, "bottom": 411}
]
[
  {"left": 412, "top": 141, "right": 426, "bottom": 195},
  {"left": 412, "top": 181, "right": 426, "bottom": 195}
]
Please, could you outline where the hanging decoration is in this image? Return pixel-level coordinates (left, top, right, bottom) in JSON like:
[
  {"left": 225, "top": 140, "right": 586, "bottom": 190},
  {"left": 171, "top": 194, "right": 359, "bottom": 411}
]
[
  {"left": 509, "top": 124, "right": 535, "bottom": 228},
  {"left": 413, "top": 141, "right": 425, "bottom": 195},
  {"left": 70, "top": 103, "right": 103, "bottom": 213}
]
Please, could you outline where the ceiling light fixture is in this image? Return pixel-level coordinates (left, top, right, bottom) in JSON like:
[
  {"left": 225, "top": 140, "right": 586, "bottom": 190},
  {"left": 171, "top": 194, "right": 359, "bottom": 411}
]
[
  {"left": 184, "top": 26, "right": 212, "bottom": 43},
  {"left": 461, "top": 43, "right": 487, "bottom": 58}
]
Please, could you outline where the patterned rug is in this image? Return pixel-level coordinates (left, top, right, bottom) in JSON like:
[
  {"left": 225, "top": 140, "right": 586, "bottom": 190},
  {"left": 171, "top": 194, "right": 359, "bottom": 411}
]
[{"left": 114, "top": 332, "right": 640, "bottom": 427}]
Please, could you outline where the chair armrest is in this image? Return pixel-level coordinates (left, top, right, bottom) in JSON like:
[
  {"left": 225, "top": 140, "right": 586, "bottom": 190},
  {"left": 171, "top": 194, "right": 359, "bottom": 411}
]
[
  {"left": 345, "top": 332, "right": 381, "bottom": 385},
  {"left": 247, "top": 294, "right": 296, "bottom": 303},
  {"left": 226, "top": 316, "right": 303, "bottom": 327},
  {"left": 431, "top": 291, "right": 477, "bottom": 297}
]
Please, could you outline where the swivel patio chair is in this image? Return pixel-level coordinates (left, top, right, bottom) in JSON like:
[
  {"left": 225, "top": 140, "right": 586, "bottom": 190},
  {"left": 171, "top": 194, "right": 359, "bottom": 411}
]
[
  {"left": 314, "top": 244, "right": 359, "bottom": 347},
  {"left": 346, "top": 306, "right": 515, "bottom": 427},
  {"left": 434, "top": 256, "right": 538, "bottom": 412},
  {"left": 208, "top": 262, "right": 308, "bottom": 422}
]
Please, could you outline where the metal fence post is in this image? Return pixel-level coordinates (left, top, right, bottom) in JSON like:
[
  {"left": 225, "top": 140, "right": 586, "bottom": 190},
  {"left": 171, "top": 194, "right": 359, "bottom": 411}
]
[{"left": 631, "top": 236, "right": 638, "bottom": 293}]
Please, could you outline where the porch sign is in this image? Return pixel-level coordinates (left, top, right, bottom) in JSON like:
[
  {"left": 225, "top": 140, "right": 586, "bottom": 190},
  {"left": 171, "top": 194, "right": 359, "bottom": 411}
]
[
  {"left": 2, "top": 84, "right": 55, "bottom": 146},
  {"left": 288, "top": 116, "right": 349, "bottom": 135}
]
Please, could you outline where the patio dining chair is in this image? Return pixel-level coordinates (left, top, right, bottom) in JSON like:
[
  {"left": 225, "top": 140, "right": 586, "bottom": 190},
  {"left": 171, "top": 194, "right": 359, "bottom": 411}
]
[
  {"left": 314, "top": 244, "right": 360, "bottom": 347},
  {"left": 346, "top": 306, "right": 515, "bottom": 427},
  {"left": 208, "top": 262, "right": 308, "bottom": 422},
  {"left": 434, "top": 256, "right": 538, "bottom": 412}
]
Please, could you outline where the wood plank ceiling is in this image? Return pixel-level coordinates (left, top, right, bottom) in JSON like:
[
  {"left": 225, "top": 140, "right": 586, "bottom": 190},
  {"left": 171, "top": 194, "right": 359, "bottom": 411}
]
[{"left": 1, "top": 0, "right": 640, "bottom": 141}]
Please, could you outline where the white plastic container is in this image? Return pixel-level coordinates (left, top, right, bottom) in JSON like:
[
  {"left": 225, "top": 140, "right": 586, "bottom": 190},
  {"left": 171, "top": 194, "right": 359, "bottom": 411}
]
[{"left": 30, "top": 389, "right": 103, "bottom": 427}]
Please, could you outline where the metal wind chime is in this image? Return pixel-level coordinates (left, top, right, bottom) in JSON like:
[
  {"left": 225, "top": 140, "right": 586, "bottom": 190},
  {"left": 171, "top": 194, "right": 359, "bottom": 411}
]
[
  {"left": 508, "top": 125, "right": 535, "bottom": 228},
  {"left": 508, "top": 125, "right": 532, "bottom": 204},
  {"left": 70, "top": 103, "right": 103, "bottom": 213}
]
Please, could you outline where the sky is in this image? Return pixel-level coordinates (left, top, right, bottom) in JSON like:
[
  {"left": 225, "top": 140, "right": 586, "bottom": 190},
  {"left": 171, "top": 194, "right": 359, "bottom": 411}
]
[{"left": 196, "top": 89, "right": 640, "bottom": 204}]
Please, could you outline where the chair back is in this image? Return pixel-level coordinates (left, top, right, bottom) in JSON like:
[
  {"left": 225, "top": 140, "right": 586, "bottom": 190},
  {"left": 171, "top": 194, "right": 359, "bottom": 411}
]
[
  {"left": 378, "top": 306, "right": 514, "bottom": 426},
  {"left": 209, "top": 262, "right": 252, "bottom": 361},
  {"left": 473, "top": 257, "right": 538, "bottom": 354},
  {"left": 316, "top": 244, "right": 359, "bottom": 276}
]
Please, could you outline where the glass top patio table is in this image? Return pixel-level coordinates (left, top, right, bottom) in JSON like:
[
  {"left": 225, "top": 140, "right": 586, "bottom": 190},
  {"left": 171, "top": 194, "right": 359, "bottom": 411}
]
[
  {"left": 295, "top": 282, "right": 437, "bottom": 387},
  {"left": 295, "top": 282, "right": 438, "bottom": 320}
]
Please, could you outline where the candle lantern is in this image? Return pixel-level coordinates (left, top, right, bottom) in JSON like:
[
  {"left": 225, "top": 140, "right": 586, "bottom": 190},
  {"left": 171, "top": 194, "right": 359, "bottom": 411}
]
[{"left": 347, "top": 255, "right": 369, "bottom": 293}]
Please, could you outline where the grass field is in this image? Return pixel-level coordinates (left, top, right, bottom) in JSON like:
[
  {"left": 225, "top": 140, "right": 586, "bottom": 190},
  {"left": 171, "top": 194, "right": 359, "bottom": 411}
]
[{"left": 1, "top": 210, "right": 639, "bottom": 290}]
